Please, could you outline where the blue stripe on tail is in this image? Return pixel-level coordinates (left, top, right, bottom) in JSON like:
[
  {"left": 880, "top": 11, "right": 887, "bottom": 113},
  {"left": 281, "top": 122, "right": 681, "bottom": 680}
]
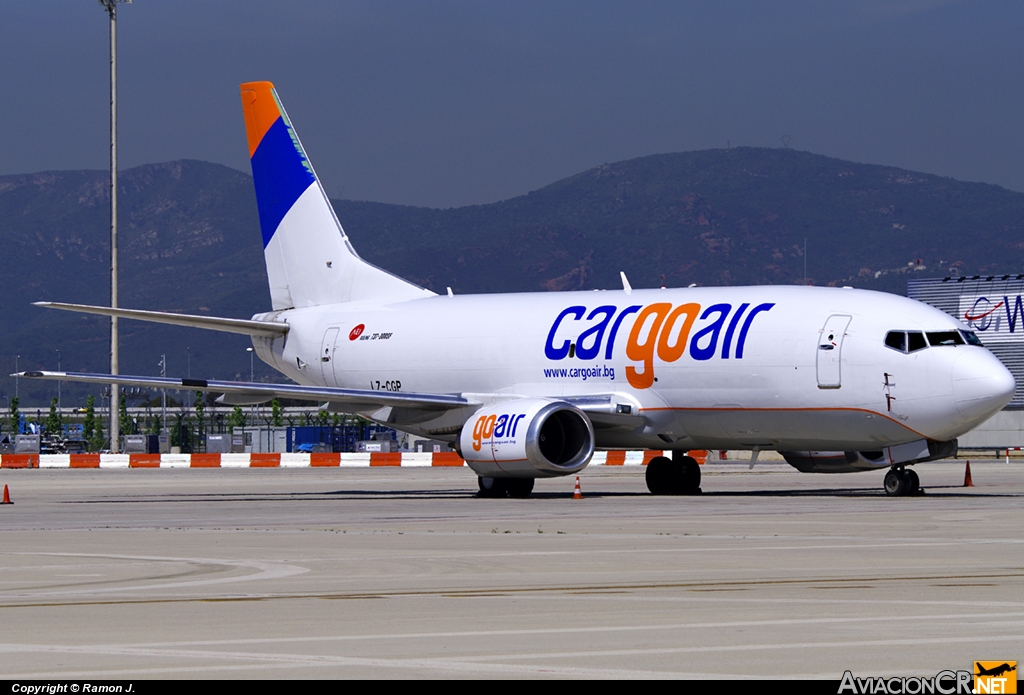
[{"left": 250, "top": 116, "right": 317, "bottom": 249}]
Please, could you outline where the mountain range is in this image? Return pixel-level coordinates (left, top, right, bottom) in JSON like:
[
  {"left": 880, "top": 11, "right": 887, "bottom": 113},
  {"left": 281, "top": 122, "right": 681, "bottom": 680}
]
[{"left": 3, "top": 147, "right": 1023, "bottom": 406}]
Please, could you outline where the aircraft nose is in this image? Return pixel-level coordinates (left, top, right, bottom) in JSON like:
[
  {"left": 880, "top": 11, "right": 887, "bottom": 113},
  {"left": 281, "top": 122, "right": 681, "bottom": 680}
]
[{"left": 952, "top": 349, "right": 1016, "bottom": 423}]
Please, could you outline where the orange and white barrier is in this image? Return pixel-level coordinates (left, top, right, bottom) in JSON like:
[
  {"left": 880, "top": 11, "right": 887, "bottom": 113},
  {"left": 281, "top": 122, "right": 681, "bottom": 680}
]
[{"left": 3, "top": 449, "right": 708, "bottom": 469}]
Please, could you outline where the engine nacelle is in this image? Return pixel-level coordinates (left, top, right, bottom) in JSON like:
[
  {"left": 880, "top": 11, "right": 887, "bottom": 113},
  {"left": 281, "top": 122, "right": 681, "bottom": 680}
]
[{"left": 459, "top": 399, "right": 595, "bottom": 478}]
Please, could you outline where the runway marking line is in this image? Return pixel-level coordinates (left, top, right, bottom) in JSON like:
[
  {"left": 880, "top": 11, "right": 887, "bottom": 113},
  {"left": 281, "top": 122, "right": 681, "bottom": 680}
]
[{"left": 1, "top": 570, "right": 1022, "bottom": 608}]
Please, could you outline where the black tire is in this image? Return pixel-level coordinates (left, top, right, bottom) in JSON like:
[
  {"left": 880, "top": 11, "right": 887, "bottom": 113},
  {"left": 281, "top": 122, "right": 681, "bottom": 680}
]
[
  {"left": 478, "top": 476, "right": 507, "bottom": 498},
  {"left": 678, "top": 455, "right": 702, "bottom": 494},
  {"left": 884, "top": 468, "right": 909, "bottom": 496},
  {"left": 905, "top": 468, "right": 920, "bottom": 495},
  {"left": 646, "top": 456, "right": 675, "bottom": 495},
  {"left": 505, "top": 478, "right": 535, "bottom": 498}
]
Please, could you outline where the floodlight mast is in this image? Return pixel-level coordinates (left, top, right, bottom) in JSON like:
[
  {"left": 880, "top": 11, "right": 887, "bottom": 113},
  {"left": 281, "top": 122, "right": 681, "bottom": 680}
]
[{"left": 98, "top": 0, "right": 130, "bottom": 452}]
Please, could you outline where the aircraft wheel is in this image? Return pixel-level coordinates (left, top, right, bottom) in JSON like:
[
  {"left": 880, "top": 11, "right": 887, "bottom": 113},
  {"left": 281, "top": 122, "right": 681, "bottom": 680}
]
[
  {"left": 478, "top": 476, "right": 507, "bottom": 498},
  {"left": 905, "top": 468, "right": 920, "bottom": 495},
  {"left": 884, "top": 468, "right": 909, "bottom": 496},
  {"left": 677, "top": 455, "right": 702, "bottom": 495},
  {"left": 505, "top": 478, "right": 535, "bottom": 498},
  {"left": 646, "top": 456, "right": 675, "bottom": 495}
]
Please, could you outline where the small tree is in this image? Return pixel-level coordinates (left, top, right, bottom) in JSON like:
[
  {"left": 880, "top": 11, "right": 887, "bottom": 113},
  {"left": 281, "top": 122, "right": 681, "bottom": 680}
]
[
  {"left": 82, "top": 395, "right": 96, "bottom": 443},
  {"left": 90, "top": 417, "right": 106, "bottom": 452},
  {"left": 46, "top": 397, "right": 62, "bottom": 436},
  {"left": 194, "top": 392, "right": 205, "bottom": 450},
  {"left": 119, "top": 394, "right": 132, "bottom": 437},
  {"left": 8, "top": 396, "right": 19, "bottom": 435},
  {"left": 228, "top": 406, "right": 246, "bottom": 431},
  {"left": 271, "top": 399, "right": 284, "bottom": 427}
]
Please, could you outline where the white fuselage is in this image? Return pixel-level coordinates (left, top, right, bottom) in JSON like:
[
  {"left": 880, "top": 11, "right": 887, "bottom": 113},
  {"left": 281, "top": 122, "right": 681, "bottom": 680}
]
[{"left": 252, "top": 284, "right": 1015, "bottom": 452}]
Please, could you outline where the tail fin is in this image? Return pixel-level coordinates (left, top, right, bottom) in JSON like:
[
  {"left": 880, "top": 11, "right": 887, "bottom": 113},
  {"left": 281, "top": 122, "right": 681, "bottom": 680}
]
[{"left": 240, "top": 81, "right": 433, "bottom": 309}]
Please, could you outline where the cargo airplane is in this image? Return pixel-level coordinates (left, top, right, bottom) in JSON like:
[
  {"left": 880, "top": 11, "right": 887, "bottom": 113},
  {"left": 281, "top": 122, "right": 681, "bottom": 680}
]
[{"left": 21, "top": 82, "right": 1016, "bottom": 497}]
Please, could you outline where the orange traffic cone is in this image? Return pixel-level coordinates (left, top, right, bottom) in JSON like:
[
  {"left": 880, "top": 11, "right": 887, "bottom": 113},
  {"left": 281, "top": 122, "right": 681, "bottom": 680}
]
[
  {"left": 573, "top": 476, "right": 583, "bottom": 500},
  {"left": 1, "top": 484, "right": 11, "bottom": 504},
  {"left": 963, "top": 461, "right": 974, "bottom": 488}
]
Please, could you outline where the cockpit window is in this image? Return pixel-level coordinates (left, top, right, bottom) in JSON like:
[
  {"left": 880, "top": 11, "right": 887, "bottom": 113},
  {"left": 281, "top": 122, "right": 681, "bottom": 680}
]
[
  {"left": 884, "top": 331, "right": 906, "bottom": 353},
  {"left": 926, "top": 331, "right": 965, "bottom": 347},
  {"left": 960, "top": 330, "right": 983, "bottom": 346},
  {"left": 907, "top": 331, "right": 927, "bottom": 353}
]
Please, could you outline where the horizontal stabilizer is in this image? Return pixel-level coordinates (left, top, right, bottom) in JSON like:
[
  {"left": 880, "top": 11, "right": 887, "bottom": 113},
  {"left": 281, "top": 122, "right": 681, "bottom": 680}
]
[
  {"left": 34, "top": 302, "right": 288, "bottom": 337},
  {"left": 18, "top": 371, "right": 471, "bottom": 413}
]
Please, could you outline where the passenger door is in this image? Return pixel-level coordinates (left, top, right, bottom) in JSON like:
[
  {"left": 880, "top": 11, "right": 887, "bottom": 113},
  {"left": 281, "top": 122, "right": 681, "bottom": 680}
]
[{"left": 816, "top": 315, "right": 851, "bottom": 389}]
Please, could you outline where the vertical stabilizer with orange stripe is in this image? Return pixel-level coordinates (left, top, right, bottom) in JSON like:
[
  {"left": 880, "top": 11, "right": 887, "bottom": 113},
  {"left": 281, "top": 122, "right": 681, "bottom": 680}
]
[{"left": 240, "top": 81, "right": 433, "bottom": 309}]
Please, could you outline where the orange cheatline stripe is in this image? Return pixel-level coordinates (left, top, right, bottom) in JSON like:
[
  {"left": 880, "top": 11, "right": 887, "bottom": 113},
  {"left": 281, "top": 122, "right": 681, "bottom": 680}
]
[
  {"left": 240, "top": 81, "right": 283, "bottom": 158},
  {"left": 190, "top": 453, "right": 221, "bottom": 468},
  {"left": 370, "top": 452, "right": 402, "bottom": 467},
  {"left": 310, "top": 452, "right": 340, "bottom": 467},
  {"left": 249, "top": 453, "right": 280, "bottom": 468},
  {"left": 129, "top": 454, "right": 161, "bottom": 468}
]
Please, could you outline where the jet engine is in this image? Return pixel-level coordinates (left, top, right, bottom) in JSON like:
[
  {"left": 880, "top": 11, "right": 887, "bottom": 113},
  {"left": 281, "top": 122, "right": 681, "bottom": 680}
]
[{"left": 458, "top": 399, "right": 595, "bottom": 478}]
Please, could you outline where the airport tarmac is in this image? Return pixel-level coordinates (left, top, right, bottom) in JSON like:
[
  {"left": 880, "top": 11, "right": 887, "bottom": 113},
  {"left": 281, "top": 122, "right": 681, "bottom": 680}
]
[{"left": 0, "top": 460, "right": 1021, "bottom": 680}]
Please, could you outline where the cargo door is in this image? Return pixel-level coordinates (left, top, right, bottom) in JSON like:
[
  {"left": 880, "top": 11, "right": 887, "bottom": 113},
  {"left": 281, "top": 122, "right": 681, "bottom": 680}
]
[{"left": 816, "top": 315, "right": 851, "bottom": 389}]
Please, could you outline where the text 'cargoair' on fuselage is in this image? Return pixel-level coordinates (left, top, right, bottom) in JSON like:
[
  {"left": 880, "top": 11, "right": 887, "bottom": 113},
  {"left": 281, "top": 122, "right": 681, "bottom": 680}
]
[{"left": 24, "top": 81, "right": 1015, "bottom": 498}]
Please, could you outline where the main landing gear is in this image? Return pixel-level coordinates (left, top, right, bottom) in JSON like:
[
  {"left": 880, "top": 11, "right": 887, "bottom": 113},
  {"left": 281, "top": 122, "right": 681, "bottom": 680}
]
[
  {"left": 477, "top": 477, "right": 535, "bottom": 499},
  {"left": 646, "top": 455, "right": 702, "bottom": 495},
  {"left": 883, "top": 466, "right": 922, "bottom": 496}
]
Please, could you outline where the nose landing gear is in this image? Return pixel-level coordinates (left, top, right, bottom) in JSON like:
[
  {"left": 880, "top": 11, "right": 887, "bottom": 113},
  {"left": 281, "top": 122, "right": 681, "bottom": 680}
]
[{"left": 883, "top": 466, "right": 922, "bottom": 496}]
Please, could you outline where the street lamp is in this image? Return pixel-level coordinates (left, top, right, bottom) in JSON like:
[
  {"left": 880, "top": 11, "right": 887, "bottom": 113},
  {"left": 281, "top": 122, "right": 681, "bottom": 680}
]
[
  {"left": 246, "top": 347, "right": 255, "bottom": 427},
  {"left": 159, "top": 354, "right": 167, "bottom": 434},
  {"left": 97, "top": 0, "right": 131, "bottom": 453},
  {"left": 56, "top": 349, "right": 61, "bottom": 410}
]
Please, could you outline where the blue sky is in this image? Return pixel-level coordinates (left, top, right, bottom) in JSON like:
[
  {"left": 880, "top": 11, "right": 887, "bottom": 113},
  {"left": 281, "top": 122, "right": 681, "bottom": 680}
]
[{"left": 2, "top": 1, "right": 1021, "bottom": 207}]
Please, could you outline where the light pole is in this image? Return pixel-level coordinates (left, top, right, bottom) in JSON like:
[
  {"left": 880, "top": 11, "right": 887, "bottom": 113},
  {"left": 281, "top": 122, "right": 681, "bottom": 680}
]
[
  {"left": 247, "top": 347, "right": 255, "bottom": 426},
  {"left": 14, "top": 355, "right": 19, "bottom": 399},
  {"left": 56, "top": 349, "right": 61, "bottom": 411},
  {"left": 98, "top": 0, "right": 131, "bottom": 453},
  {"left": 159, "top": 354, "right": 167, "bottom": 434}
]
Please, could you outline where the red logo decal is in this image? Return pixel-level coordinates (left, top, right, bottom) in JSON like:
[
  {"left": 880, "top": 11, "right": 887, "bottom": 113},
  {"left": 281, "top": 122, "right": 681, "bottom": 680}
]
[{"left": 349, "top": 324, "right": 365, "bottom": 341}]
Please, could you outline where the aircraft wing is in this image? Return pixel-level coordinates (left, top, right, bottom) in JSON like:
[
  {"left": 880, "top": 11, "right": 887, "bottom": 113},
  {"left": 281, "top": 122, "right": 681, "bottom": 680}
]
[
  {"left": 17, "top": 371, "right": 472, "bottom": 412},
  {"left": 34, "top": 302, "right": 288, "bottom": 338}
]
